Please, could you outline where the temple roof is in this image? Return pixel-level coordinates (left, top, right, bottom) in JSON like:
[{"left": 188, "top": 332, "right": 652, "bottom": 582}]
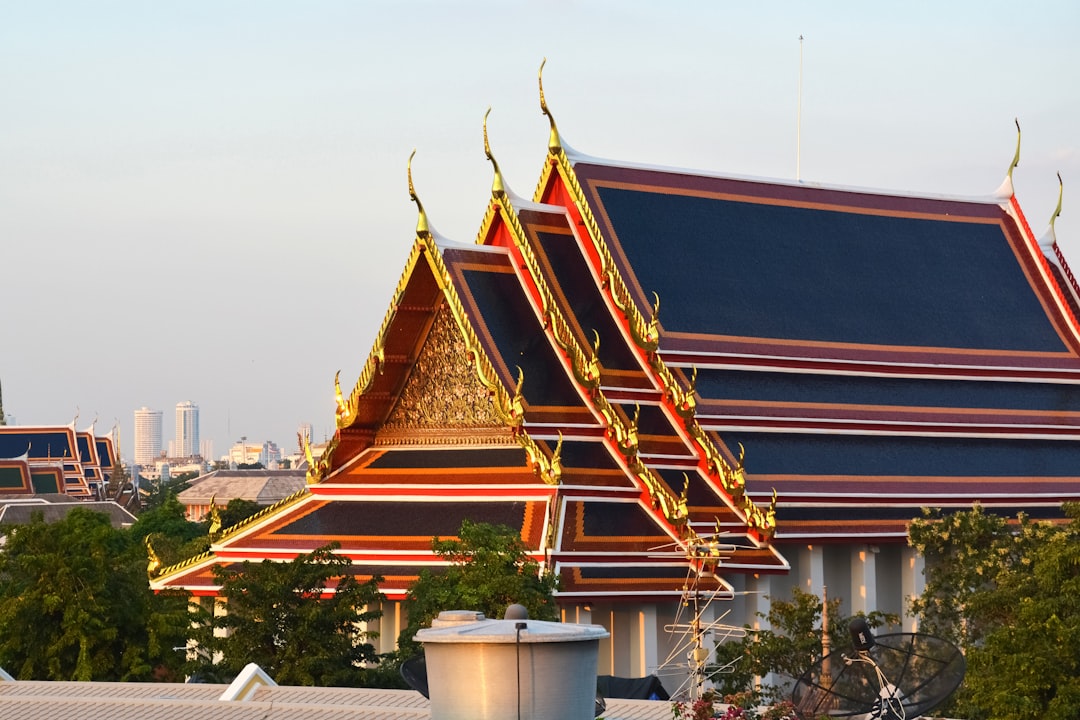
[
  {"left": 157, "top": 80, "right": 1080, "bottom": 598},
  {"left": 531, "top": 132, "right": 1080, "bottom": 542}
]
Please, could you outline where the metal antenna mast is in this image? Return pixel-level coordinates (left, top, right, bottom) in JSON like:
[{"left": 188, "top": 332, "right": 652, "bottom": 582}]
[{"left": 797, "top": 34, "right": 804, "bottom": 181}]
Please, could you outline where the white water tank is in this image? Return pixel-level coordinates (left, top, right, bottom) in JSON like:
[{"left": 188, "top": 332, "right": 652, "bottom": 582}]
[{"left": 416, "top": 614, "right": 609, "bottom": 720}]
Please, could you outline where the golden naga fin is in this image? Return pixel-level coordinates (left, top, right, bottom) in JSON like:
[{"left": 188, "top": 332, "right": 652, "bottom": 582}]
[
  {"left": 542, "top": 432, "right": 564, "bottom": 485},
  {"left": 483, "top": 107, "right": 506, "bottom": 198},
  {"left": 1007, "top": 118, "right": 1021, "bottom": 183},
  {"left": 538, "top": 58, "right": 562, "bottom": 152},
  {"left": 1051, "top": 172, "right": 1064, "bottom": 233},
  {"left": 145, "top": 535, "right": 162, "bottom": 578},
  {"left": 334, "top": 370, "right": 346, "bottom": 418},
  {"left": 408, "top": 149, "right": 431, "bottom": 238},
  {"left": 675, "top": 366, "right": 698, "bottom": 419},
  {"left": 207, "top": 493, "right": 223, "bottom": 536}
]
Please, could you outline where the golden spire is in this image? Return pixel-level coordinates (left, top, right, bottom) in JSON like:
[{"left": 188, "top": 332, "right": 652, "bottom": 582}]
[
  {"left": 538, "top": 58, "right": 562, "bottom": 152},
  {"left": 1007, "top": 118, "right": 1021, "bottom": 182},
  {"left": 145, "top": 535, "right": 162, "bottom": 578},
  {"left": 207, "top": 494, "right": 223, "bottom": 536},
  {"left": 408, "top": 149, "right": 431, "bottom": 238},
  {"left": 483, "top": 107, "right": 506, "bottom": 197},
  {"left": 1051, "top": 172, "right": 1064, "bottom": 233}
]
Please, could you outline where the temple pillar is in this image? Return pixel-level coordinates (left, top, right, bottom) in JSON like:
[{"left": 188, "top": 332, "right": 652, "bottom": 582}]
[
  {"left": 850, "top": 545, "right": 878, "bottom": 616},
  {"left": 801, "top": 544, "right": 825, "bottom": 600},
  {"left": 901, "top": 545, "right": 925, "bottom": 632}
]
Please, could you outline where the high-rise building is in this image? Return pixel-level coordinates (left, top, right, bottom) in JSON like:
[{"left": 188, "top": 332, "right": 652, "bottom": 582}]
[
  {"left": 133, "top": 407, "right": 162, "bottom": 466},
  {"left": 175, "top": 401, "right": 199, "bottom": 458}
]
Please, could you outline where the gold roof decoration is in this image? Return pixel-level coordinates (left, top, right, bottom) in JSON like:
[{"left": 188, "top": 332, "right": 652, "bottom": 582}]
[
  {"left": 674, "top": 366, "right": 698, "bottom": 420},
  {"left": 408, "top": 149, "right": 431, "bottom": 239},
  {"left": 1008, "top": 117, "right": 1022, "bottom": 183},
  {"left": 997, "top": 118, "right": 1023, "bottom": 198},
  {"left": 526, "top": 431, "right": 563, "bottom": 486},
  {"left": 531, "top": 112, "right": 778, "bottom": 542},
  {"left": 145, "top": 534, "right": 162, "bottom": 579},
  {"left": 207, "top": 493, "right": 223, "bottom": 536},
  {"left": 483, "top": 107, "right": 507, "bottom": 199},
  {"left": 538, "top": 58, "right": 562, "bottom": 153},
  {"left": 1051, "top": 171, "right": 1064, "bottom": 234}
]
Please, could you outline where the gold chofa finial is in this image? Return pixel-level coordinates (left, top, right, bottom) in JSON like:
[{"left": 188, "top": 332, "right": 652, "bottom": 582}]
[
  {"left": 538, "top": 58, "right": 561, "bottom": 152},
  {"left": 1051, "top": 172, "right": 1064, "bottom": 232},
  {"left": 1008, "top": 118, "right": 1021, "bottom": 181},
  {"left": 408, "top": 149, "right": 431, "bottom": 238},
  {"left": 483, "top": 107, "right": 506, "bottom": 197}
]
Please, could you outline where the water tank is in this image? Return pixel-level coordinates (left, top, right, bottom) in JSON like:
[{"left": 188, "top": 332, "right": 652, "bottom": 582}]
[{"left": 415, "top": 615, "right": 609, "bottom": 720}]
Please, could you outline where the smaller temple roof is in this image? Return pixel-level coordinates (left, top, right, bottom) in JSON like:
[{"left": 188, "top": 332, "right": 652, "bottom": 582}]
[{"left": 177, "top": 470, "right": 306, "bottom": 508}]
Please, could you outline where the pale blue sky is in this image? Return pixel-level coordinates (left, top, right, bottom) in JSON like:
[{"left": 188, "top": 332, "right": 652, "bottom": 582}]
[{"left": 2, "top": 1, "right": 1078, "bottom": 460}]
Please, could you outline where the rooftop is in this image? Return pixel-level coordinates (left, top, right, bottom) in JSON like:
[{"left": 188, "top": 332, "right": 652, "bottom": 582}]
[{"left": 0, "top": 679, "right": 674, "bottom": 720}]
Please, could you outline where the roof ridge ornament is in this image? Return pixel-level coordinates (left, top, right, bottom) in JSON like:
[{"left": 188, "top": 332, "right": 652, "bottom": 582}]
[
  {"left": 1040, "top": 171, "right": 1064, "bottom": 250},
  {"left": 408, "top": 149, "right": 432, "bottom": 239},
  {"left": 1051, "top": 171, "right": 1064, "bottom": 234},
  {"left": 538, "top": 58, "right": 562, "bottom": 153},
  {"left": 1008, "top": 117, "right": 1021, "bottom": 182},
  {"left": 996, "top": 119, "right": 1022, "bottom": 199},
  {"left": 483, "top": 107, "right": 506, "bottom": 198}
]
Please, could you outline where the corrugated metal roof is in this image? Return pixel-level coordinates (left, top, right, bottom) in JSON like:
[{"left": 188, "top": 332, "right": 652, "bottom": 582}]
[{"left": 0, "top": 680, "right": 675, "bottom": 720}]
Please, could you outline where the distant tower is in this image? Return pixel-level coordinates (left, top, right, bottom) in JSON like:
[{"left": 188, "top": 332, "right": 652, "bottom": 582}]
[
  {"left": 133, "top": 407, "right": 163, "bottom": 466},
  {"left": 175, "top": 401, "right": 199, "bottom": 458}
]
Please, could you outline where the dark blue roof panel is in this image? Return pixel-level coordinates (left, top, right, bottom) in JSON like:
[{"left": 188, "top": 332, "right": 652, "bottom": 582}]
[
  {"left": 695, "top": 368, "right": 1080, "bottom": 412},
  {"left": 722, "top": 431, "right": 1080, "bottom": 478},
  {"left": 590, "top": 183, "right": 1065, "bottom": 352}
]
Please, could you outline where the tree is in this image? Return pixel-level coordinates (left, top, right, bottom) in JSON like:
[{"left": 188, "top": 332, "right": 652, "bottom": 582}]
[
  {"left": 203, "top": 543, "right": 384, "bottom": 686},
  {"left": 397, "top": 520, "right": 558, "bottom": 657},
  {"left": 0, "top": 508, "right": 193, "bottom": 681},
  {"left": 130, "top": 493, "right": 208, "bottom": 567},
  {"left": 910, "top": 504, "right": 1080, "bottom": 720},
  {"left": 214, "top": 498, "right": 262, "bottom": 531},
  {"left": 908, "top": 504, "right": 1055, "bottom": 648},
  {"left": 712, "top": 587, "right": 899, "bottom": 704}
]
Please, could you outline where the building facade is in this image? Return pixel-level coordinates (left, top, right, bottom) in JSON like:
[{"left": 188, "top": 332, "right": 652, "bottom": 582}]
[
  {"left": 175, "top": 401, "right": 200, "bottom": 458},
  {"left": 133, "top": 407, "right": 162, "bottom": 466}
]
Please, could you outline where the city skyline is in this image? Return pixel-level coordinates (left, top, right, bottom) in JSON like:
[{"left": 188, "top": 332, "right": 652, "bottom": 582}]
[{"left": 2, "top": 2, "right": 1077, "bottom": 460}]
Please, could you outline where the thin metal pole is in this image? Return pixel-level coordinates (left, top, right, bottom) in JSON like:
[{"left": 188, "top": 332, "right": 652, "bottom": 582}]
[{"left": 797, "top": 35, "right": 804, "bottom": 181}]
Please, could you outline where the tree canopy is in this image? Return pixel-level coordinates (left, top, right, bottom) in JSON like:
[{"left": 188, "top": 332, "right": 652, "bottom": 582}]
[
  {"left": 202, "top": 543, "right": 384, "bottom": 686},
  {"left": 909, "top": 503, "right": 1080, "bottom": 720},
  {"left": 712, "top": 587, "right": 898, "bottom": 704},
  {"left": 397, "top": 520, "right": 558, "bottom": 656},
  {"left": 0, "top": 507, "right": 192, "bottom": 681}
]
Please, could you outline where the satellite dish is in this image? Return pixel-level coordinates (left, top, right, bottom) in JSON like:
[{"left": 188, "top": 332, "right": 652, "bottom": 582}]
[{"left": 791, "top": 625, "right": 965, "bottom": 720}]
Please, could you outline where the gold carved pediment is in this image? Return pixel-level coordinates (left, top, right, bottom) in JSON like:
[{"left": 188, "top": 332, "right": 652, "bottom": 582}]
[{"left": 383, "top": 305, "right": 502, "bottom": 431}]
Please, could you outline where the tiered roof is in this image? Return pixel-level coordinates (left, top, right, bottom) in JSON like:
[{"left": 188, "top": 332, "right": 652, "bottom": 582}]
[
  {"left": 154, "top": 68, "right": 1080, "bottom": 601},
  {"left": 0, "top": 424, "right": 116, "bottom": 498}
]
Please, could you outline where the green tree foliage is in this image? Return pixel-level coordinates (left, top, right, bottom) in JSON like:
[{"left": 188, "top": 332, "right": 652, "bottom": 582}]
[
  {"left": 130, "top": 493, "right": 208, "bottom": 567},
  {"left": 0, "top": 508, "right": 192, "bottom": 681},
  {"left": 203, "top": 543, "right": 384, "bottom": 686},
  {"left": 910, "top": 504, "right": 1080, "bottom": 720},
  {"left": 397, "top": 520, "right": 558, "bottom": 657},
  {"left": 142, "top": 473, "right": 198, "bottom": 510},
  {"left": 212, "top": 498, "right": 262, "bottom": 532},
  {"left": 712, "top": 587, "right": 898, "bottom": 703},
  {"left": 908, "top": 503, "right": 1055, "bottom": 648}
]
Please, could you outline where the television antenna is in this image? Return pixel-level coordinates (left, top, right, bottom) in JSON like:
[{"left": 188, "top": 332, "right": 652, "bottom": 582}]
[{"left": 648, "top": 535, "right": 747, "bottom": 701}]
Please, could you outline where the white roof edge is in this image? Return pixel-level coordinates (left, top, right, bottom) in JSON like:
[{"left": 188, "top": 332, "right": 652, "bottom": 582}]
[
  {"left": 431, "top": 232, "right": 506, "bottom": 254},
  {"left": 566, "top": 148, "right": 1008, "bottom": 207}
]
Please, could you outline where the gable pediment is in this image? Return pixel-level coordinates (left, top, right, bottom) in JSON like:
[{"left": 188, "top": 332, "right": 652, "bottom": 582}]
[{"left": 382, "top": 304, "right": 503, "bottom": 433}]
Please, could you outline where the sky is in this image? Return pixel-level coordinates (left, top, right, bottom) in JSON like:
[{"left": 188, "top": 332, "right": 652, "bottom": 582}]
[{"left": 2, "top": 1, "right": 1078, "bottom": 462}]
